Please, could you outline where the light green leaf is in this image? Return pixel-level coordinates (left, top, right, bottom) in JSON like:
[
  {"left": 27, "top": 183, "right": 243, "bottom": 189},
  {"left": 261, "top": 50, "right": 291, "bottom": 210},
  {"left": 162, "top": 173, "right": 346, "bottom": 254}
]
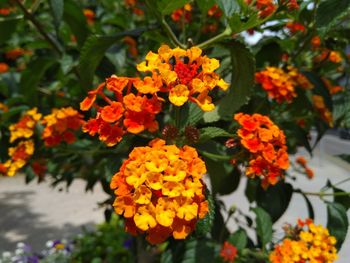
[
  {"left": 215, "top": 0, "right": 239, "bottom": 17},
  {"left": 50, "top": 0, "right": 64, "bottom": 29},
  {"left": 252, "top": 207, "right": 272, "bottom": 248},
  {"left": 228, "top": 229, "right": 248, "bottom": 250},
  {"left": 199, "top": 127, "right": 233, "bottom": 143}
]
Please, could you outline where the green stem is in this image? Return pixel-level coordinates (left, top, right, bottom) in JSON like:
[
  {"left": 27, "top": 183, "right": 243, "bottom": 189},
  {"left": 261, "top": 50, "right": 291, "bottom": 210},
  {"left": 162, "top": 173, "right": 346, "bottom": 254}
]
[
  {"left": 161, "top": 17, "right": 186, "bottom": 48},
  {"left": 174, "top": 106, "right": 181, "bottom": 129},
  {"left": 13, "top": 0, "right": 63, "bottom": 56},
  {"left": 296, "top": 189, "right": 350, "bottom": 197},
  {"left": 199, "top": 150, "right": 232, "bottom": 161},
  {"left": 241, "top": 249, "right": 269, "bottom": 260},
  {"left": 196, "top": 27, "right": 232, "bottom": 49}
]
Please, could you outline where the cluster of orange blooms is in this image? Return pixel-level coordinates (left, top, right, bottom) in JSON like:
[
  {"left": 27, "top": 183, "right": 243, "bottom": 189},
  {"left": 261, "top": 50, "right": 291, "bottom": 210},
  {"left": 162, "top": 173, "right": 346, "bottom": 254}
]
[
  {"left": 286, "top": 21, "right": 305, "bottom": 34},
  {"left": 295, "top": 156, "right": 314, "bottom": 179},
  {"left": 270, "top": 219, "right": 338, "bottom": 263},
  {"left": 124, "top": 0, "right": 144, "bottom": 16},
  {"left": 42, "top": 107, "right": 84, "bottom": 147},
  {"left": 5, "top": 48, "right": 31, "bottom": 60},
  {"left": 234, "top": 113, "right": 289, "bottom": 188},
  {"left": 0, "top": 7, "right": 11, "bottom": 16},
  {"left": 245, "top": 0, "right": 277, "bottom": 18},
  {"left": 83, "top": 9, "right": 95, "bottom": 25},
  {"left": 171, "top": 3, "right": 192, "bottom": 22},
  {"left": 0, "top": 62, "right": 9, "bottom": 73},
  {"left": 312, "top": 95, "right": 333, "bottom": 127},
  {"left": 220, "top": 241, "right": 238, "bottom": 263},
  {"left": 255, "top": 66, "right": 313, "bottom": 103},
  {"left": 281, "top": 0, "right": 299, "bottom": 10},
  {"left": 110, "top": 139, "right": 208, "bottom": 244},
  {"left": 0, "top": 102, "right": 8, "bottom": 112},
  {"left": 311, "top": 36, "right": 321, "bottom": 49},
  {"left": 322, "top": 78, "right": 344, "bottom": 95},
  {"left": 81, "top": 45, "right": 228, "bottom": 146},
  {"left": 314, "top": 49, "right": 343, "bottom": 64},
  {"left": 0, "top": 108, "right": 42, "bottom": 176}
]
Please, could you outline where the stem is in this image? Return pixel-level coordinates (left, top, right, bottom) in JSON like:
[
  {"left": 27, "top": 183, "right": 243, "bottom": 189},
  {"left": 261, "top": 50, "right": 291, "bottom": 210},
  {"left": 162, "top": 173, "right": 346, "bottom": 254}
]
[
  {"left": 295, "top": 189, "right": 350, "bottom": 197},
  {"left": 13, "top": 0, "right": 63, "bottom": 56},
  {"left": 241, "top": 249, "right": 269, "bottom": 260},
  {"left": 196, "top": 27, "right": 232, "bottom": 49},
  {"left": 199, "top": 150, "right": 232, "bottom": 161},
  {"left": 174, "top": 106, "right": 181, "bottom": 129},
  {"left": 161, "top": 17, "right": 186, "bottom": 48}
]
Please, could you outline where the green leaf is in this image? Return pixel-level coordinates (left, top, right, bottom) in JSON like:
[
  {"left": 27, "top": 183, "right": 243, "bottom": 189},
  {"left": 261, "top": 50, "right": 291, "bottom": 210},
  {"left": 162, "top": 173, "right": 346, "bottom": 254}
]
[
  {"left": 20, "top": 58, "right": 55, "bottom": 106},
  {"left": 1, "top": 105, "right": 29, "bottom": 122},
  {"left": 300, "top": 192, "right": 315, "bottom": 220},
  {"left": 187, "top": 103, "right": 204, "bottom": 125},
  {"left": 217, "top": 41, "right": 255, "bottom": 120},
  {"left": 0, "top": 17, "right": 20, "bottom": 44},
  {"left": 333, "top": 187, "right": 350, "bottom": 211},
  {"left": 79, "top": 28, "right": 146, "bottom": 90},
  {"left": 50, "top": 0, "right": 64, "bottom": 29},
  {"left": 327, "top": 202, "right": 349, "bottom": 249},
  {"left": 204, "top": 157, "right": 240, "bottom": 195},
  {"left": 245, "top": 179, "right": 258, "bottom": 203},
  {"left": 196, "top": 0, "right": 216, "bottom": 13},
  {"left": 252, "top": 207, "right": 272, "bottom": 248},
  {"left": 228, "top": 229, "right": 248, "bottom": 250},
  {"left": 215, "top": 0, "right": 239, "bottom": 17},
  {"left": 181, "top": 238, "right": 219, "bottom": 263},
  {"left": 196, "top": 188, "right": 215, "bottom": 236},
  {"left": 256, "top": 182, "right": 293, "bottom": 223},
  {"left": 63, "top": 0, "right": 90, "bottom": 47},
  {"left": 199, "top": 127, "right": 232, "bottom": 143},
  {"left": 316, "top": 0, "right": 350, "bottom": 28},
  {"left": 203, "top": 107, "right": 220, "bottom": 123},
  {"left": 157, "top": 0, "right": 191, "bottom": 15}
]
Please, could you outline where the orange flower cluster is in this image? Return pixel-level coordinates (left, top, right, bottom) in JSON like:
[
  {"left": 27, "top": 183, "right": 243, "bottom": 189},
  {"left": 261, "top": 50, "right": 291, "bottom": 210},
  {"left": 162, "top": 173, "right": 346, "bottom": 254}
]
[
  {"left": 0, "top": 62, "right": 9, "bottom": 73},
  {"left": 270, "top": 219, "right": 337, "bottom": 263},
  {"left": 295, "top": 156, "right": 314, "bottom": 179},
  {"left": 207, "top": 4, "right": 223, "bottom": 18},
  {"left": 0, "top": 102, "right": 8, "bottom": 112},
  {"left": 234, "top": 113, "right": 289, "bottom": 188},
  {"left": 123, "top": 36, "right": 138, "bottom": 57},
  {"left": 322, "top": 78, "right": 344, "bottom": 95},
  {"left": 42, "top": 107, "right": 84, "bottom": 147},
  {"left": 110, "top": 139, "right": 208, "bottom": 244},
  {"left": 281, "top": 0, "right": 299, "bottom": 10},
  {"left": 311, "top": 36, "right": 321, "bottom": 48},
  {"left": 171, "top": 4, "right": 192, "bottom": 22},
  {"left": 0, "top": 8, "right": 11, "bottom": 16},
  {"left": 124, "top": 0, "right": 144, "bottom": 16},
  {"left": 220, "top": 242, "right": 238, "bottom": 263},
  {"left": 137, "top": 45, "right": 229, "bottom": 111},
  {"left": 80, "top": 78, "right": 162, "bottom": 146},
  {"left": 0, "top": 108, "right": 41, "bottom": 177},
  {"left": 5, "top": 48, "right": 31, "bottom": 60},
  {"left": 256, "top": 66, "right": 313, "bottom": 102},
  {"left": 9, "top": 108, "right": 42, "bottom": 143},
  {"left": 83, "top": 9, "right": 95, "bottom": 25},
  {"left": 246, "top": 0, "right": 277, "bottom": 18},
  {"left": 312, "top": 95, "right": 333, "bottom": 127},
  {"left": 314, "top": 49, "right": 342, "bottom": 64},
  {"left": 286, "top": 22, "right": 305, "bottom": 34}
]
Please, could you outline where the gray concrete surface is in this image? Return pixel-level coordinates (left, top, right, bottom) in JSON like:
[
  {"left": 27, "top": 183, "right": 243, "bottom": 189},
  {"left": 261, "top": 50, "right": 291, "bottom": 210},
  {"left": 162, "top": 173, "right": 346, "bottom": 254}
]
[{"left": 0, "top": 134, "right": 349, "bottom": 262}]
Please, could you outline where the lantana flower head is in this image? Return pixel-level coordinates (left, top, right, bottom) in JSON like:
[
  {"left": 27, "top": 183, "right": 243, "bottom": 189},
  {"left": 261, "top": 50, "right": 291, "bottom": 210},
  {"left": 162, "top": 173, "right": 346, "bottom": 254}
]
[
  {"left": 80, "top": 78, "right": 163, "bottom": 146},
  {"left": 110, "top": 139, "right": 208, "bottom": 244},
  {"left": 136, "top": 44, "right": 229, "bottom": 111},
  {"left": 42, "top": 107, "right": 84, "bottom": 147},
  {"left": 255, "top": 66, "right": 312, "bottom": 103},
  {"left": 9, "top": 108, "right": 42, "bottom": 143},
  {"left": 245, "top": 0, "right": 277, "bottom": 18},
  {"left": 270, "top": 219, "right": 337, "bottom": 263},
  {"left": 234, "top": 113, "right": 289, "bottom": 188}
]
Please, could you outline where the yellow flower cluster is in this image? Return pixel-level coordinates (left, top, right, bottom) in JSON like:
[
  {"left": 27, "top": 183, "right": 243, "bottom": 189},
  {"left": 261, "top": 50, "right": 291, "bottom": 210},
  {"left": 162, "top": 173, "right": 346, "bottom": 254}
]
[
  {"left": 0, "top": 108, "right": 41, "bottom": 176},
  {"left": 110, "top": 138, "right": 208, "bottom": 244},
  {"left": 9, "top": 108, "right": 42, "bottom": 143},
  {"left": 136, "top": 45, "right": 229, "bottom": 111},
  {"left": 270, "top": 220, "right": 337, "bottom": 263}
]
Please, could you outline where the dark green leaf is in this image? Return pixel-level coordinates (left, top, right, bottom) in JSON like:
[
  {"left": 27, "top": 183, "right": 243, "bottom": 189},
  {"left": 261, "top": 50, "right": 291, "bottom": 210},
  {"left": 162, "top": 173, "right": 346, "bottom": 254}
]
[
  {"left": 333, "top": 186, "right": 350, "bottom": 211},
  {"left": 252, "top": 207, "right": 272, "bottom": 248},
  {"left": 199, "top": 127, "right": 232, "bottom": 143},
  {"left": 20, "top": 58, "right": 55, "bottom": 106},
  {"left": 187, "top": 103, "right": 204, "bottom": 125},
  {"left": 218, "top": 41, "right": 255, "bottom": 120},
  {"left": 327, "top": 202, "right": 349, "bottom": 249},
  {"left": 50, "top": 0, "right": 64, "bottom": 29},
  {"left": 157, "top": 0, "right": 191, "bottom": 15},
  {"left": 79, "top": 28, "right": 146, "bottom": 89},
  {"left": 204, "top": 157, "right": 240, "bottom": 195},
  {"left": 300, "top": 192, "right": 315, "bottom": 220},
  {"left": 228, "top": 229, "right": 248, "bottom": 250},
  {"left": 63, "top": 0, "right": 90, "bottom": 47},
  {"left": 316, "top": 0, "right": 350, "bottom": 28},
  {"left": 0, "top": 17, "right": 20, "bottom": 44},
  {"left": 196, "top": 189, "right": 215, "bottom": 236},
  {"left": 215, "top": 0, "right": 239, "bottom": 17},
  {"left": 256, "top": 182, "right": 293, "bottom": 223},
  {"left": 245, "top": 179, "right": 258, "bottom": 203},
  {"left": 196, "top": 0, "right": 216, "bottom": 13},
  {"left": 181, "top": 238, "right": 219, "bottom": 263}
]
